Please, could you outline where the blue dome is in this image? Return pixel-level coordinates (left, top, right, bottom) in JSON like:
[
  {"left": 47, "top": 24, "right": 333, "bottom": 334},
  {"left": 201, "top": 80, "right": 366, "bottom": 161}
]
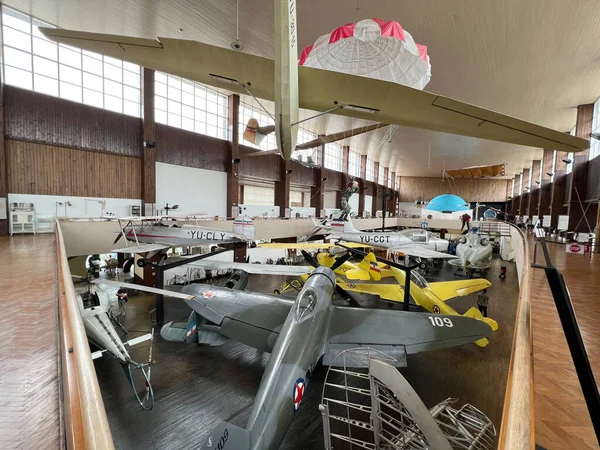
[{"left": 425, "top": 194, "right": 469, "bottom": 212}]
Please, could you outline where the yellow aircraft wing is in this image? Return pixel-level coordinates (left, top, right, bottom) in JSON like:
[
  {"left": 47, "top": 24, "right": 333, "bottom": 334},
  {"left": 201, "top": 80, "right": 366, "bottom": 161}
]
[
  {"left": 338, "top": 282, "right": 405, "bottom": 303},
  {"left": 428, "top": 279, "right": 492, "bottom": 302},
  {"left": 258, "top": 242, "right": 371, "bottom": 250},
  {"left": 40, "top": 29, "right": 589, "bottom": 153}
]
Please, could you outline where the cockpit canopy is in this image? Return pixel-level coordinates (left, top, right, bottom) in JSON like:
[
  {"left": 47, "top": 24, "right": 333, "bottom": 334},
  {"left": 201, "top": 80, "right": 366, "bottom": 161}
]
[
  {"left": 401, "top": 229, "right": 430, "bottom": 243},
  {"left": 295, "top": 287, "right": 318, "bottom": 322},
  {"left": 410, "top": 270, "right": 429, "bottom": 289}
]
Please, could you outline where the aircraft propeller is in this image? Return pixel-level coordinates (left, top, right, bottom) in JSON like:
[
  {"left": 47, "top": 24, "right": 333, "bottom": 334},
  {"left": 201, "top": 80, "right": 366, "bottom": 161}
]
[{"left": 301, "top": 250, "right": 359, "bottom": 306}]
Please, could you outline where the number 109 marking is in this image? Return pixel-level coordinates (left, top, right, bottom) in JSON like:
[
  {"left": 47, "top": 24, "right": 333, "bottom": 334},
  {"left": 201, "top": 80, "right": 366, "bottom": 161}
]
[{"left": 428, "top": 316, "right": 453, "bottom": 327}]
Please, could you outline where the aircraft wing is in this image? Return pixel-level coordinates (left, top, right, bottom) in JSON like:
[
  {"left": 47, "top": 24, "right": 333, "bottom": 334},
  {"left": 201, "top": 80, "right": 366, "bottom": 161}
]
[
  {"left": 39, "top": 29, "right": 589, "bottom": 152},
  {"left": 324, "top": 307, "right": 492, "bottom": 367},
  {"left": 187, "top": 260, "right": 312, "bottom": 276},
  {"left": 395, "top": 246, "right": 457, "bottom": 260},
  {"left": 337, "top": 281, "right": 405, "bottom": 303},
  {"left": 258, "top": 242, "right": 369, "bottom": 250},
  {"left": 182, "top": 284, "right": 293, "bottom": 352},
  {"left": 428, "top": 279, "right": 492, "bottom": 302},
  {"left": 112, "top": 243, "right": 172, "bottom": 254}
]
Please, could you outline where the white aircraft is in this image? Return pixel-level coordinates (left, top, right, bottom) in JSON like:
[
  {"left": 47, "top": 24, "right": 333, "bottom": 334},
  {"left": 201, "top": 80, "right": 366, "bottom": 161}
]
[
  {"left": 40, "top": 0, "right": 588, "bottom": 162},
  {"left": 111, "top": 215, "right": 255, "bottom": 260},
  {"left": 328, "top": 219, "right": 455, "bottom": 263},
  {"left": 74, "top": 280, "right": 155, "bottom": 409},
  {"left": 448, "top": 229, "right": 494, "bottom": 275}
]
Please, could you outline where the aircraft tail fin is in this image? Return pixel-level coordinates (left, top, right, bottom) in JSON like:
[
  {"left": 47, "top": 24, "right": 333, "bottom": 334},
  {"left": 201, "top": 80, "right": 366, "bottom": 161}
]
[
  {"left": 464, "top": 307, "right": 499, "bottom": 331},
  {"left": 243, "top": 118, "right": 274, "bottom": 146},
  {"left": 233, "top": 215, "right": 255, "bottom": 240},
  {"left": 159, "top": 311, "right": 199, "bottom": 344},
  {"left": 330, "top": 219, "right": 358, "bottom": 236},
  {"left": 200, "top": 421, "right": 250, "bottom": 450},
  {"left": 357, "top": 252, "right": 382, "bottom": 281}
]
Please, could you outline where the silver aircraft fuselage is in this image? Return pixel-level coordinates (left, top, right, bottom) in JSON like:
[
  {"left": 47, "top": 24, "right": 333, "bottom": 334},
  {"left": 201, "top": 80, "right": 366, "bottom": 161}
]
[
  {"left": 245, "top": 267, "right": 335, "bottom": 449},
  {"left": 123, "top": 224, "right": 246, "bottom": 247}
]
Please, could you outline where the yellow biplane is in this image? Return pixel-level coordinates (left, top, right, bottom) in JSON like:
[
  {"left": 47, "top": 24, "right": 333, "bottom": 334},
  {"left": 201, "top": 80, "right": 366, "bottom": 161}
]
[{"left": 296, "top": 252, "right": 498, "bottom": 347}]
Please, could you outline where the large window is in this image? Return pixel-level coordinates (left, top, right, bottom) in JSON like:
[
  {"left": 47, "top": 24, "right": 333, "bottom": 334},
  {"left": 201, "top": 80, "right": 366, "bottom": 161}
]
[
  {"left": 238, "top": 102, "right": 276, "bottom": 150},
  {"left": 387, "top": 172, "right": 392, "bottom": 188},
  {"left": 2, "top": 6, "right": 141, "bottom": 116},
  {"left": 293, "top": 127, "right": 318, "bottom": 163},
  {"left": 538, "top": 155, "right": 543, "bottom": 185},
  {"left": 324, "top": 143, "right": 343, "bottom": 172},
  {"left": 378, "top": 165, "right": 385, "bottom": 185},
  {"left": 366, "top": 157, "right": 375, "bottom": 182},
  {"left": 519, "top": 173, "right": 523, "bottom": 195},
  {"left": 290, "top": 191, "right": 304, "bottom": 207},
  {"left": 394, "top": 176, "right": 399, "bottom": 191},
  {"left": 527, "top": 166, "right": 532, "bottom": 190},
  {"left": 244, "top": 185, "right": 274, "bottom": 205},
  {"left": 155, "top": 71, "right": 228, "bottom": 140},
  {"left": 348, "top": 150, "right": 361, "bottom": 178},
  {"left": 591, "top": 98, "right": 600, "bottom": 161},
  {"left": 511, "top": 178, "right": 515, "bottom": 197},
  {"left": 550, "top": 150, "right": 557, "bottom": 182}
]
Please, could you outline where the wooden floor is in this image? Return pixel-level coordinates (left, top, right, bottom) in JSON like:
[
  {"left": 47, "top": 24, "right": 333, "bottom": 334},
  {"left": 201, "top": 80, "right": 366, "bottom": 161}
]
[
  {"left": 0, "top": 234, "right": 61, "bottom": 449},
  {"left": 529, "top": 233, "right": 600, "bottom": 450},
  {"left": 97, "top": 255, "right": 519, "bottom": 450}
]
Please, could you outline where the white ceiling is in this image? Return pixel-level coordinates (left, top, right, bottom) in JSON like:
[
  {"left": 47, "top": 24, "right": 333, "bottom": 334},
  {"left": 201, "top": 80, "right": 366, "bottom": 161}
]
[{"left": 6, "top": 0, "right": 600, "bottom": 176}]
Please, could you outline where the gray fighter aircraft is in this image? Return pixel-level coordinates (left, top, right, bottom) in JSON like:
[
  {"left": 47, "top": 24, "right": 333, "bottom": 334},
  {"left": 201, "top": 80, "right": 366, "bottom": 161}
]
[{"left": 98, "top": 254, "right": 492, "bottom": 450}]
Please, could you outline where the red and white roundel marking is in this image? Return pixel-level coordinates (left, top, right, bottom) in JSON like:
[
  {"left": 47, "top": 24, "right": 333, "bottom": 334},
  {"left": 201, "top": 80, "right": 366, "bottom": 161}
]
[
  {"left": 202, "top": 291, "right": 216, "bottom": 299},
  {"left": 293, "top": 378, "right": 305, "bottom": 412},
  {"left": 432, "top": 305, "right": 441, "bottom": 314},
  {"left": 347, "top": 283, "right": 356, "bottom": 289}
]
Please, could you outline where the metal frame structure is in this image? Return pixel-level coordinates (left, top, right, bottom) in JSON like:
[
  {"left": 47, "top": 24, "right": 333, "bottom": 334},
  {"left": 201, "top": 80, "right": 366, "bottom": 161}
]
[{"left": 319, "top": 348, "right": 496, "bottom": 450}]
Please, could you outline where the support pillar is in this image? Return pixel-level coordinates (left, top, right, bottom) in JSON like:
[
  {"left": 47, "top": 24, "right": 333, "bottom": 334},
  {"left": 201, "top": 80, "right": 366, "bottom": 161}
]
[
  {"left": 358, "top": 155, "right": 367, "bottom": 217},
  {"left": 142, "top": 69, "right": 156, "bottom": 213},
  {"left": 530, "top": 160, "right": 541, "bottom": 219},
  {"left": 0, "top": 79, "right": 6, "bottom": 236},
  {"left": 227, "top": 94, "right": 241, "bottom": 217},
  {"left": 523, "top": 167, "right": 531, "bottom": 216},
  {"left": 342, "top": 146, "right": 350, "bottom": 174},
  {"left": 311, "top": 144, "right": 325, "bottom": 217},
  {"left": 383, "top": 167, "right": 389, "bottom": 188},
  {"left": 275, "top": 160, "right": 291, "bottom": 217},
  {"left": 372, "top": 161, "right": 380, "bottom": 216},
  {"left": 569, "top": 104, "right": 596, "bottom": 232}
]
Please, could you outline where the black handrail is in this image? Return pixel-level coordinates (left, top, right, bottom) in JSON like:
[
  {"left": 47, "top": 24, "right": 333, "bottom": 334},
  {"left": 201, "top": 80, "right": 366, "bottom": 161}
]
[{"left": 532, "top": 230, "right": 600, "bottom": 445}]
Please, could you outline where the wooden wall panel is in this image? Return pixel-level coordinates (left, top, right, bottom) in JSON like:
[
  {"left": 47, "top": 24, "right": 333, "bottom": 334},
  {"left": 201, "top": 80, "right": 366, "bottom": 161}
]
[
  {"left": 6, "top": 140, "right": 141, "bottom": 199},
  {"left": 323, "top": 169, "right": 343, "bottom": 191},
  {"left": 290, "top": 161, "right": 316, "bottom": 187},
  {"left": 5, "top": 86, "right": 141, "bottom": 157},
  {"left": 399, "top": 177, "right": 510, "bottom": 202},
  {"left": 155, "top": 124, "right": 228, "bottom": 171},
  {"left": 238, "top": 146, "right": 280, "bottom": 182}
]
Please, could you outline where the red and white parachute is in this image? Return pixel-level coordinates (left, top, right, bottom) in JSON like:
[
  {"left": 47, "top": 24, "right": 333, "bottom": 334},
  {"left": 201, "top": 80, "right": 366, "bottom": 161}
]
[{"left": 299, "top": 18, "right": 431, "bottom": 90}]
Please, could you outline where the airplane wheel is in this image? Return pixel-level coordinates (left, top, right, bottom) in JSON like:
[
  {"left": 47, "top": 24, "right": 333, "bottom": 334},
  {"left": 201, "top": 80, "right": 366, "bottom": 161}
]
[
  {"left": 419, "top": 262, "right": 427, "bottom": 270},
  {"left": 274, "top": 289, "right": 281, "bottom": 295},
  {"left": 137, "top": 259, "right": 148, "bottom": 268}
]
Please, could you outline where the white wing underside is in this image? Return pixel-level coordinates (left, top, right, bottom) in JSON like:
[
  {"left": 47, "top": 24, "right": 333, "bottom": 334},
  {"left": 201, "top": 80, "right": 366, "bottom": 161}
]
[
  {"left": 187, "top": 260, "right": 312, "bottom": 276},
  {"left": 112, "top": 243, "right": 171, "bottom": 254},
  {"left": 38, "top": 28, "right": 589, "bottom": 153},
  {"left": 395, "top": 247, "right": 458, "bottom": 260}
]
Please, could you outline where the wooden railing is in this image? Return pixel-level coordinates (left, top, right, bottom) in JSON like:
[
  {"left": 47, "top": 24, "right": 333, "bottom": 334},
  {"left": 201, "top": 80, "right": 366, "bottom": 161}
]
[
  {"left": 498, "top": 223, "right": 535, "bottom": 449},
  {"left": 56, "top": 219, "right": 115, "bottom": 449}
]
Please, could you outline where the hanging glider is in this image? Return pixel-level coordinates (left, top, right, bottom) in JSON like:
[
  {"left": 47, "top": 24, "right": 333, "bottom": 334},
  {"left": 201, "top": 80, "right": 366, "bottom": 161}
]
[
  {"left": 39, "top": 29, "right": 589, "bottom": 160},
  {"left": 245, "top": 122, "right": 388, "bottom": 156},
  {"left": 446, "top": 164, "right": 506, "bottom": 178}
]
